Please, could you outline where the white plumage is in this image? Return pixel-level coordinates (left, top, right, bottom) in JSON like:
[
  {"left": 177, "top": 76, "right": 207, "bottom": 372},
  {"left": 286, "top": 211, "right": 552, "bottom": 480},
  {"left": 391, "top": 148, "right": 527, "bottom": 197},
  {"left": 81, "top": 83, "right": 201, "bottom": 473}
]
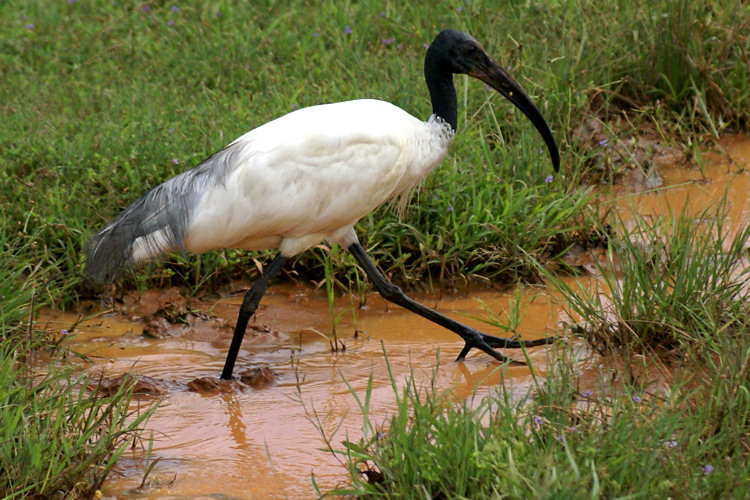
[
  {"left": 87, "top": 29, "right": 560, "bottom": 379},
  {"left": 184, "top": 100, "right": 453, "bottom": 257}
]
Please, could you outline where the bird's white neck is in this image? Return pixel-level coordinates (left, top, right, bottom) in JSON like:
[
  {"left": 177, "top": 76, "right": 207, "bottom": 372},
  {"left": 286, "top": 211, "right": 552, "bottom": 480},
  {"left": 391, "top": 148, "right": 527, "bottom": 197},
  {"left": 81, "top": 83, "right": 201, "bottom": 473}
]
[
  {"left": 427, "top": 114, "right": 455, "bottom": 144},
  {"left": 397, "top": 114, "right": 454, "bottom": 192}
]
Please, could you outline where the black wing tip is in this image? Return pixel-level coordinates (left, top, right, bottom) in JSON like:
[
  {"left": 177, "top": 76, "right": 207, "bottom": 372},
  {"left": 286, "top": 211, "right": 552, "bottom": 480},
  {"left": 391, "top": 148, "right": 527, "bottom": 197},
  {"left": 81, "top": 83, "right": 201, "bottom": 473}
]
[
  {"left": 84, "top": 253, "right": 122, "bottom": 286},
  {"left": 83, "top": 230, "right": 130, "bottom": 285}
]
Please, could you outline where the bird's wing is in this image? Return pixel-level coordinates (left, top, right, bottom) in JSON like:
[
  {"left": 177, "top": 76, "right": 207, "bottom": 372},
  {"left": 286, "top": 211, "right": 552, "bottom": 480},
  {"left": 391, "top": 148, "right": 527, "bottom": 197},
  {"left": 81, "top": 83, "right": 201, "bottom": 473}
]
[{"left": 184, "top": 100, "right": 423, "bottom": 254}]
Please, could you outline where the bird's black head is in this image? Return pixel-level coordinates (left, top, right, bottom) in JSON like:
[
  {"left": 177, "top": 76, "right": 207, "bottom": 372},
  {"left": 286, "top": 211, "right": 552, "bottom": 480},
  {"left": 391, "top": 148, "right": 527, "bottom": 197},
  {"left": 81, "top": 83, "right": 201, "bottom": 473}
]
[
  {"left": 426, "top": 29, "right": 490, "bottom": 76},
  {"left": 425, "top": 29, "right": 559, "bottom": 172}
]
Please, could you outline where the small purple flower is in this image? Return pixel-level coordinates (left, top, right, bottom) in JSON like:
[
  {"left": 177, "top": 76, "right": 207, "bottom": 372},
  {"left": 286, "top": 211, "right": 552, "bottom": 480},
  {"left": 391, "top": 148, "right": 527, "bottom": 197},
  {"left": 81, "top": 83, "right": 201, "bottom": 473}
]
[
  {"left": 581, "top": 391, "right": 592, "bottom": 398},
  {"left": 172, "top": 158, "right": 179, "bottom": 165},
  {"left": 381, "top": 38, "right": 395, "bottom": 45},
  {"left": 143, "top": 5, "right": 150, "bottom": 13},
  {"left": 377, "top": 431, "right": 386, "bottom": 440},
  {"left": 666, "top": 440, "right": 678, "bottom": 448},
  {"left": 569, "top": 426, "right": 579, "bottom": 433},
  {"left": 379, "top": 11, "right": 386, "bottom": 17},
  {"left": 170, "top": 5, "right": 180, "bottom": 12},
  {"left": 702, "top": 464, "right": 713, "bottom": 474},
  {"left": 25, "top": 23, "right": 35, "bottom": 30},
  {"left": 555, "top": 434, "right": 564, "bottom": 442},
  {"left": 344, "top": 25, "right": 352, "bottom": 34},
  {"left": 545, "top": 174, "right": 554, "bottom": 183},
  {"left": 167, "top": 19, "right": 175, "bottom": 26},
  {"left": 67, "top": 0, "right": 79, "bottom": 4},
  {"left": 598, "top": 138, "right": 608, "bottom": 147},
  {"left": 457, "top": 6, "right": 463, "bottom": 12},
  {"left": 61, "top": 329, "right": 70, "bottom": 336},
  {"left": 447, "top": 205, "right": 454, "bottom": 212},
  {"left": 632, "top": 395, "right": 642, "bottom": 403},
  {"left": 423, "top": 43, "right": 430, "bottom": 49},
  {"left": 533, "top": 415, "right": 543, "bottom": 426},
  {"left": 312, "top": 32, "right": 320, "bottom": 38}
]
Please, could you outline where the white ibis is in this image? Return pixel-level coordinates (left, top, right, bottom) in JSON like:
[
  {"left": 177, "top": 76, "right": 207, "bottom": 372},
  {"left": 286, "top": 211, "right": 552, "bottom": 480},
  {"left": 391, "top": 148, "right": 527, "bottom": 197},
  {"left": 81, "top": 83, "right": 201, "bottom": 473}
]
[{"left": 86, "top": 29, "right": 560, "bottom": 380}]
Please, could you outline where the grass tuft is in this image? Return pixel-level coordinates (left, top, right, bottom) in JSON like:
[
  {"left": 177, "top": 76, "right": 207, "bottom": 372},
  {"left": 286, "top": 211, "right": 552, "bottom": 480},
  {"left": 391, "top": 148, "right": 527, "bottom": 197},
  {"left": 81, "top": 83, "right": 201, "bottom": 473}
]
[{"left": 549, "top": 198, "right": 750, "bottom": 355}]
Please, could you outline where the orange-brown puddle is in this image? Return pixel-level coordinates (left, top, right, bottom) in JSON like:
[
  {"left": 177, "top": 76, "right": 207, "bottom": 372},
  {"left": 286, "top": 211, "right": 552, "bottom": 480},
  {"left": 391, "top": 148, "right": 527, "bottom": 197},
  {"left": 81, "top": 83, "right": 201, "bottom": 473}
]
[
  {"left": 43, "top": 285, "right": 563, "bottom": 498},
  {"left": 611, "top": 134, "right": 750, "bottom": 236},
  {"left": 40, "top": 135, "right": 749, "bottom": 499}
]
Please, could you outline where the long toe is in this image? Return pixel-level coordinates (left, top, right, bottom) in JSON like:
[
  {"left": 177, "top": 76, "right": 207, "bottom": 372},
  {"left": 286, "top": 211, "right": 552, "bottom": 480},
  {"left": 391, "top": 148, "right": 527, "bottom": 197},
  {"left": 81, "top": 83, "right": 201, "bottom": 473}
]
[
  {"left": 481, "top": 333, "right": 558, "bottom": 349},
  {"left": 455, "top": 330, "right": 510, "bottom": 363},
  {"left": 475, "top": 342, "right": 510, "bottom": 363},
  {"left": 481, "top": 332, "right": 516, "bottom": 348}
]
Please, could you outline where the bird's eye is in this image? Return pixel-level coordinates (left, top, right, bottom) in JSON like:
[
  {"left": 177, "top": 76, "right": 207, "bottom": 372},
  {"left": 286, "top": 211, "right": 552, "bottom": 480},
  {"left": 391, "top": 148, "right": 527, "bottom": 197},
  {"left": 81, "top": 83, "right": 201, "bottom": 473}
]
[{"left": 465, "top": 44, "right": 479, "bottom": 56}]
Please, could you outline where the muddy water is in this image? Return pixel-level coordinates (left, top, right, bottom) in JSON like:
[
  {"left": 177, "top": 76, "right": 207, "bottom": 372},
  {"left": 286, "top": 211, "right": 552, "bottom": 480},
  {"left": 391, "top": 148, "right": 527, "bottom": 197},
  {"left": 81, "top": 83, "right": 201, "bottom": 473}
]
[
  {"left": 44, "top": 285, "right": 564, "bottom": 499},
  {"left": 610, "top": 135, "right": 750, "bottom": 238},
  {"left": 44, "top": 135, "right": 749, "bottom": 499}
]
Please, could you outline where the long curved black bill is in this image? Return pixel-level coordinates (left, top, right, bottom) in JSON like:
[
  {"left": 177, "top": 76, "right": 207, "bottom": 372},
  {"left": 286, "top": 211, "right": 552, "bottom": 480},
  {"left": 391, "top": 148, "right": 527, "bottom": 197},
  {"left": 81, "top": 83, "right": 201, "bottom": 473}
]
[{"left": 470, "top": 61, "right": 560, "bottom": 172}]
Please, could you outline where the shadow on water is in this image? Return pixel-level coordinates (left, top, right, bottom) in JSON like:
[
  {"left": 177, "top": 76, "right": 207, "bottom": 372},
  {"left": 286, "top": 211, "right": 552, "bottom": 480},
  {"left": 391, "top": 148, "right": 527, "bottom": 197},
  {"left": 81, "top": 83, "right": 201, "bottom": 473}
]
[{"left": 39, "top": 135, "right": 749, "bottom": 498}]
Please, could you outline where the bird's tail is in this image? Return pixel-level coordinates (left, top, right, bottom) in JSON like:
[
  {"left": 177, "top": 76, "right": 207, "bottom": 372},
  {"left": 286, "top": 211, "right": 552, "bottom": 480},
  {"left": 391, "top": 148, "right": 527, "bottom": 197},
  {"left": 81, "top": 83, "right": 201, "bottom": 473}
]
[
  {"left": 86, "top": 141, "right": 243, "bottom": 283},
  {"left": 85, "top": 177, "right": 196, "bottom": 284}
]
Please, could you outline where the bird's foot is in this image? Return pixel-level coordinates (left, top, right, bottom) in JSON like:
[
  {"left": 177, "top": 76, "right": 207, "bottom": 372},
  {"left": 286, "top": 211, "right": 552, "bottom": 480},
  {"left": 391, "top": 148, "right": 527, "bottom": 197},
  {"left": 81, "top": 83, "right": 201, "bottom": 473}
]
[
  {"left": 455, "top": 329, "right": 557, "bottom": 363},
  {"left": 482, "top": 332, "right": 557, "bottom": 349},
  {"left": 455, "top": 328, "right": 509, "bottom": 363}
]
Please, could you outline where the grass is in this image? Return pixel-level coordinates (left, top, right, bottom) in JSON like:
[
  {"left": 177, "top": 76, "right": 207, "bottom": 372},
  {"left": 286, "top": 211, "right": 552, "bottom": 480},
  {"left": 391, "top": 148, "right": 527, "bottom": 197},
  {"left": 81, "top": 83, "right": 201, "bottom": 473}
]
[
  {"left": 325, "top": 193, "right": 750, "bottom": 497},
  {"left": 550, "top": 199, "right": 750, "bottom": 355},
  {"left": 1, "top": 338, "right": 153, "bottom": 498},
  {"left": 0, "top": 230, "right": 153, "bottom": 499},
  {"left": 1, "top": 0, "right": 749, "bottom": 497},
  {"left": 330, "top": 338, "right": 749, "bottom": 498},
  {"left": 2, "top": 0, "right": 747, "bottom": 298}
]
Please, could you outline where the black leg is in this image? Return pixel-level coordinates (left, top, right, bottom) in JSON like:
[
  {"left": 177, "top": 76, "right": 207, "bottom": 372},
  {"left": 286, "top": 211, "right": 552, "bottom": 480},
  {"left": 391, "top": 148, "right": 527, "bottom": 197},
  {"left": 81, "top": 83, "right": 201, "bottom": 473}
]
[
  {"left": 347, "top": 242, "right": 555, "bottom": 362},
  {"left": 221, "top": 253, "right": 288, "bottom": 380}
]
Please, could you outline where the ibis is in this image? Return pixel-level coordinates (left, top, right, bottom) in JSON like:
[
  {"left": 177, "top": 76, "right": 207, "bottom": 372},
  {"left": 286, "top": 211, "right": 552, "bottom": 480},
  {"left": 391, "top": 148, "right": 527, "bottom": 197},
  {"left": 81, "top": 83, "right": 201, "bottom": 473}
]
[{"left": 86, "top": 29, "right": 560, "bottom": 380}]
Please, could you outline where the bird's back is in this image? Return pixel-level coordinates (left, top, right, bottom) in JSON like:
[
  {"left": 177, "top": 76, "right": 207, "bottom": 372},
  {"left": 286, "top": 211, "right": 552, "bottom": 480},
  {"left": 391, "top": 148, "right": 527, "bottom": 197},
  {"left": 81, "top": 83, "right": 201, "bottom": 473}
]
[{"left": 86, "top": 99, "right": 453, "bottom": 282}]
